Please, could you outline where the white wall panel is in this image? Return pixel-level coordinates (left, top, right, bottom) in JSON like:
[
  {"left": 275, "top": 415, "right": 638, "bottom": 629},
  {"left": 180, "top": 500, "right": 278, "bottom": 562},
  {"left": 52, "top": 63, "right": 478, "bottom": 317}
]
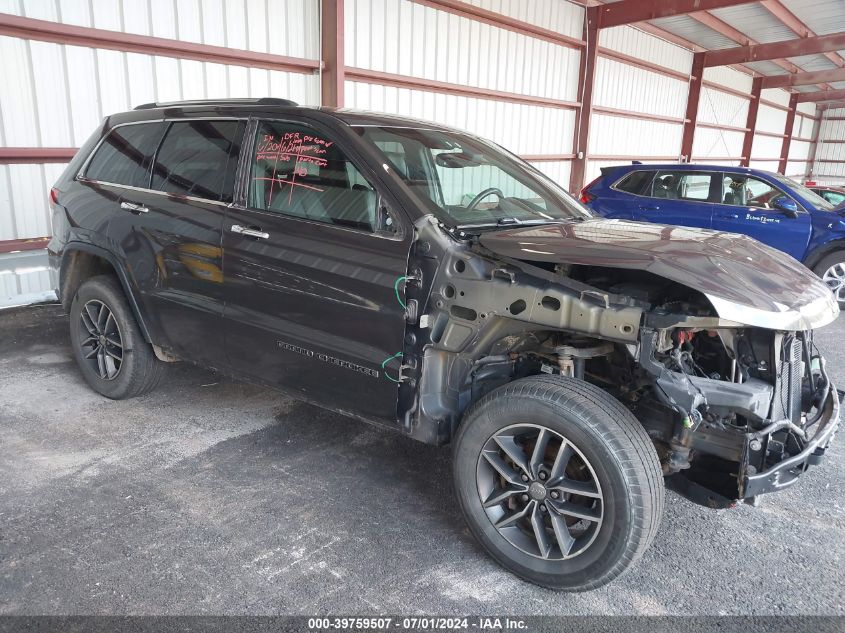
[
  {"left": 761, "top": 88, "right": 790, "bottom": 108},
  {"left": 593, "top": 57, "right": 687, "bottom": 119},
  {"left": 2, "top": 0, "right": 320, "bottom": 58},
  {"left": 0, "top": 163, "right": 67, "bottom": 242},
  {"left": 589, "top": 114, "right": 682, "bottom": 157},
  {"left": 696, "top": 86, "right": 748, "bottom": 127},
  {"left": 692, "top": 127, "right": 744, "bottom": 159},
  {"left": 751, "top": 134, "right": 783, "bottom": 160},
  {"left": 0, "top": 39, "right": 319, "bottom": 149},
  {"left": 345, "top": 81, "right": 575, "bottom": 156},
  {"left": 788, "top": 140, "right": 811, "bottom": 163},
  {"left": 463, "top": 0, "right": 583, "bottom": 38},
  {"left": 530, "top": 161, "right": 571, "bottom": 190},
  {"left": 756, "top": 103, "right": 787, "bottom": 135},
  {"left": 748, "top": 159, "right": 780, "bottom": 171},
  {"left": 345, "top": 0, "right": 580, "bottom": 101},
  {"left": 599, "top": 25, "right": 693, "bottom": 75},
  {"left": 703, "top": 66, "right": 753, "bottom": 93}
]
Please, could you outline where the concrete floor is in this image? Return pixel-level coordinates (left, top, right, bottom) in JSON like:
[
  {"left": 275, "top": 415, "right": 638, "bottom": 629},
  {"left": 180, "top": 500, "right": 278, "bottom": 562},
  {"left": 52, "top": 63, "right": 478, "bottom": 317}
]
[{"left": 1, "top": 303, "right": 843, "bottom": 615}]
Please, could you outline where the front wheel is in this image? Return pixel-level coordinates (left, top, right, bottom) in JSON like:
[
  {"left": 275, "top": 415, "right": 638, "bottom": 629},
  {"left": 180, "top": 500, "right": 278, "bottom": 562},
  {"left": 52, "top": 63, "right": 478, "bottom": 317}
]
[
  {"left": 452, "top": 375, "right": 664, "bottom": 591},
  {"left": 813, "top": 253, "right": 845, "bottom": 308}
]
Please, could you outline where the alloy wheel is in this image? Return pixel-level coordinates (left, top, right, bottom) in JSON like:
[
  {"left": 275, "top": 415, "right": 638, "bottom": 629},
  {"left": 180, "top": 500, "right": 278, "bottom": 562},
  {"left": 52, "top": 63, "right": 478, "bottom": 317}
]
[
  {"left": 822, "top": 263, "right": 845, "bottom": 303},
  {"left": 476, "top": 423, "right": 604, "bottom": 560},
  {"left": 78, "top": 299, "right": 124, "bottom": 381}
]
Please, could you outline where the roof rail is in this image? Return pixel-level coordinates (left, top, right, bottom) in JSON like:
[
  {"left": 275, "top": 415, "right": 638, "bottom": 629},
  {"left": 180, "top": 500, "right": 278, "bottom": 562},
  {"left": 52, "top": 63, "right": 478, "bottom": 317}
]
[{"left": 134, "top": 97, "right": 298, "bottom": 110}]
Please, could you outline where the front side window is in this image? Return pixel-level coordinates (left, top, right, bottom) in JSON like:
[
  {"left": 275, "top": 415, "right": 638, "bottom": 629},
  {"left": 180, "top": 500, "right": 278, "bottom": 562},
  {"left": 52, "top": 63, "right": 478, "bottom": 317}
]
[
  {"left": 248, "top": 121, "right": 385, "bottom": 233},
  {"left": 722, "top": 175, "right": 787, "bottom": 210},
  {"left": 354, "top": 126, "right": 589, "bottom": 229},
  {"left": 152, "top": 120, "right": 243, "bottom": 203},
  {"left": 650, "top": 171, "right": 714, "bottom": 202},
  {"left": 84, "top": 122, "right": 165, "bottom": 187},
  {"left": 822, "top": 190, "right": 845, "bottom": 206}
]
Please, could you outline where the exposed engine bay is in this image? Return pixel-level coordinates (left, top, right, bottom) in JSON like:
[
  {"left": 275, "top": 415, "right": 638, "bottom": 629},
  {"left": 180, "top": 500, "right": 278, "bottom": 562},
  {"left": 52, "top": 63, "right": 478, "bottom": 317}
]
[{"left": 400, "top": 217, "right": 840, "bottom": 506}]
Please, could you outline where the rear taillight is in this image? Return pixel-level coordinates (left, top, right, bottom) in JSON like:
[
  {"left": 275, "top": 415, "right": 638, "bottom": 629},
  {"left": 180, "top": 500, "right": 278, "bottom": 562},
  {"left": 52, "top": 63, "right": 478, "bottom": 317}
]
[
  {"left": 579, "top": 176, "right": 600, "bottom": 204},
  {"left": 49, "top": 187, "right": 59, "bottom": 204}
]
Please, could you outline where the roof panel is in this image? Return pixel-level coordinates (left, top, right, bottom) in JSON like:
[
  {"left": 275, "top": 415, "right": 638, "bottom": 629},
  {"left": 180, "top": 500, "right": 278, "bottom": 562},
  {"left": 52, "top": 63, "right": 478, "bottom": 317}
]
[
  {"left": 648, "top": 14, "right": 740, "bottom": 50},
  {"left": 784, "top": 0, "right": 845, "bottom": 37},
  {"left": 709, "top": 4, "right": 799, "bottom": 44},
  {"left": 787, "top": 54, "right": 840, "bottom": 71},
  {"left": 744, "top": 60, "right": 790, "bottom": 76}
]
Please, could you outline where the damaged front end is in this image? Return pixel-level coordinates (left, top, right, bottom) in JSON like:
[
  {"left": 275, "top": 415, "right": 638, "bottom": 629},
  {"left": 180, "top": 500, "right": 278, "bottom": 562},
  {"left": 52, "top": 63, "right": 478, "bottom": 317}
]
[
  {"left": 636, "top": 322, "right": 839, "bottom": 506},
  {"left": 403, "top": 218, "right": 841, "bottom": 508}
]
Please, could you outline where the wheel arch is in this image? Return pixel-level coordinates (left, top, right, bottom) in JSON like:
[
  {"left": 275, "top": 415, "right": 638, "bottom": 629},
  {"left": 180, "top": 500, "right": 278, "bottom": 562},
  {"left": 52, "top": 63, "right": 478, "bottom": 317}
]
[
  {"left": 59, "top": 243, "right": 153, "bottom": 343},
  {"left": 803, "top": 239, "right": 845, "bottom": 271}
]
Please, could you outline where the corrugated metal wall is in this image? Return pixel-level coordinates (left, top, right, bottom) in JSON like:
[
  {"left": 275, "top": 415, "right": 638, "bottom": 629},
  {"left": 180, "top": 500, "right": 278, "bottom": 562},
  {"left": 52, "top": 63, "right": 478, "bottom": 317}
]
[
  {"left": 815, "top": 106, "right": 845, "bottom": 184},
  {"left": 0, "top": 0, "right": 816, "bottom": 306}
]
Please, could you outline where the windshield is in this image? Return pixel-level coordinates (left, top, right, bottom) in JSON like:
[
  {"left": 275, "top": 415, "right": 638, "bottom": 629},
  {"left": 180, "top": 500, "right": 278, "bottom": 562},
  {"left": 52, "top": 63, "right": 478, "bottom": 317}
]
[
  {"left": 771, "top": 173, "right": 836, "bottom": 211},
  {"left": 353, "top": 126, "right": 591, "bottom": 228}
]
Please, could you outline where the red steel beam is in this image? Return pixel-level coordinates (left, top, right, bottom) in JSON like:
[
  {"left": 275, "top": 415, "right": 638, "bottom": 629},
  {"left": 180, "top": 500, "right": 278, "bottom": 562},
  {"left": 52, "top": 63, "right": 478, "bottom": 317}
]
[
  {"left": 0, "top": 13, "right": 321, "bottom": 74},
  {"left": 689, "top": 10, "right": 804, "bottom": 77},
  {"left": 741, "top": 77, "right": 762, "bottom": 167},
  {"left": 796, "top": 89, "right": 845, "bottom": 104},
  {"left": 595, "top": 0, "right": 754, "bottom": 28},
  {"left": 758, "top": 0, "right": 845, "bottom": 68},
  {"left": 0, "top": 147, "right": 77, "bottom": 164},
  {"left": 703, "top": 32, "right": 845, "bottom": 67},
  {"left": 569, "top": 6, "right": 599, "bottom": 194},
  {"left": 0, "top": 237, "right": 51, "bottom": 253},
  {"left": 761, "top": 68, "right": 845, "bottom": 89},
  {"left": 779, "top": 94, "right": 798, "bottom": 174},
  {"left": 320, "top": 0, "right": 344, "bottom": 107},
  {"left": 681, "top": 53, "right": 705, "bottom": 163}
]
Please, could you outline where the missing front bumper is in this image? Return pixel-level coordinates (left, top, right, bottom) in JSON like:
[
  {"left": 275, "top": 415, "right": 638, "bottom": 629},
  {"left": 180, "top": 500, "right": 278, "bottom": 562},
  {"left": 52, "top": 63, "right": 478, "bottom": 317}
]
[{"left": 739, "top": 386, "right": 840, "bottom": 499}]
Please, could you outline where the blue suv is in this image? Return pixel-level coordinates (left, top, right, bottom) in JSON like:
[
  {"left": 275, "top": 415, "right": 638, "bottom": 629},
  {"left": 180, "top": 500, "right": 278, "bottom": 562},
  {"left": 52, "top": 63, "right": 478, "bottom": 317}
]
[{"left": 582, "top": 164, "right": 845, "bottom": 306}]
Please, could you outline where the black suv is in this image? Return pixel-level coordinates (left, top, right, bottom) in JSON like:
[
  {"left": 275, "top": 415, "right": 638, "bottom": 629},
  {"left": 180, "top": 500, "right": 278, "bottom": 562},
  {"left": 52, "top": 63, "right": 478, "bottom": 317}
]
[{"left": 49, "top": 98, "right": 840, "bottom": 591}]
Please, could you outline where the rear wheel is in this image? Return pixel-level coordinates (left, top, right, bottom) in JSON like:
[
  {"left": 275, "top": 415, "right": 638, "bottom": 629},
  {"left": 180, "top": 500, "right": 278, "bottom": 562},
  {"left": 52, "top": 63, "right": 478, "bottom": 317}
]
[
  {"left": 452, "top": 375, "right": 664, "bottom": 591},
  {"left": 814, "top": 253, "right": 845, "bottom": 307},
  {"left": 69, "top": 275, "right": 165, "bottom": 399}
]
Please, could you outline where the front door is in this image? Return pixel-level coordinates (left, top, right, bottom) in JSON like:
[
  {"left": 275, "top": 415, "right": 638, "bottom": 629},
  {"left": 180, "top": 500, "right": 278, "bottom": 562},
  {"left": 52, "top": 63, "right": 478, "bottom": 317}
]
[
  {"left": 711, "top": 173, "right": 811, "bottom": 260},
  {"left": 107, "top": 119, "right": 245, "bottom": 366},
  {"left": 222, "top": 118, "right": 411, "bottom": 423},
  {"left": 633, "top": 169, "right": 717, "bottom": 229}
]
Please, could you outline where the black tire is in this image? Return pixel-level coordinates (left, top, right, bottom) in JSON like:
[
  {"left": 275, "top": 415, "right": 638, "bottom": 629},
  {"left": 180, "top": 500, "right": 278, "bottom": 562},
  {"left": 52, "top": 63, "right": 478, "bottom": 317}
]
[
  {"left": 452, "top": 375, "right": 664, "bottom": 591},
  {"left": 69, "top": 275, "right": 165, "bottom": 399},
  {"left": 812, "top": 252, "right": 845, "bottom": 308}
]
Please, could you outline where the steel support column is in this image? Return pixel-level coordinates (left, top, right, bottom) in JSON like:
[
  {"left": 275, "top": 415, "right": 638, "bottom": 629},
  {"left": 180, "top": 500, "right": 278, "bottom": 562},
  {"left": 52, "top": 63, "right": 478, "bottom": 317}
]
[
  {"left": 681, "top": 53, "right": 705, "bottom": 162},
  {"left": 740, "top": 77, "right": 762, "bottom": 167},
  {"left": 569, "top": 6, "right": 599, "bottom": 194},
  {"left": 320, "top": 0, "right": 345, "bottom": 107},
  {"left": 779, "top": 94, "right": 798, "bottom": 175}
]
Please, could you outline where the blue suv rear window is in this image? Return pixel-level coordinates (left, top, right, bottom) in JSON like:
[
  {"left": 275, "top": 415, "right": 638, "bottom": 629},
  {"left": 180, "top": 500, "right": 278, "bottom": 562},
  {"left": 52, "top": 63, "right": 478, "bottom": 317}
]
[{"left": 614, "top": 170, "right": 654, "bottom": 195}]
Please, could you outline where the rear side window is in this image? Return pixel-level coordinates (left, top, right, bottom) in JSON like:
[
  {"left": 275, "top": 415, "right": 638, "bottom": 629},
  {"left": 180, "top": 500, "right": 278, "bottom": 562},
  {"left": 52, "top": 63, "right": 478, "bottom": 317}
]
[
  {"left": 614, "top": 170, "right": 654, "bottom": 195},
  {"left": 152, "top": 120, "right": 244, "bottom": 203},
  {"left": 651, "top": 171, "right": 714, "bottom": 202},
  {"left": 84, "top": 122, "right": 164, "bottom": 187}
]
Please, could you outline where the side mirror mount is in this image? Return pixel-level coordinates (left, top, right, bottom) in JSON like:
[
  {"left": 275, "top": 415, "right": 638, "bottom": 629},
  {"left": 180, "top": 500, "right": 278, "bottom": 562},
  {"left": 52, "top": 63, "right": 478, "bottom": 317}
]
[{"left": 772, "top": 196, "right": 799, "bottom": 218}]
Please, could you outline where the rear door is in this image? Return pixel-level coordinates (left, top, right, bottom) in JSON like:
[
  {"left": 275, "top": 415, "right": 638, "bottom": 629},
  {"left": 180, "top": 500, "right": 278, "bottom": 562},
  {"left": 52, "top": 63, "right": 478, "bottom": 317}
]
[
  {"left": 221, "top": 117, "right": 412, "bottom": 423},
  {"left": 631, "top": 169, "right": 718, "bottom": 229},
  {"left": 106, "top": 118, "right": 245, "bottom": 365},
  {"left": 711, "top": 173, "right": 811, "bottom": 260}
]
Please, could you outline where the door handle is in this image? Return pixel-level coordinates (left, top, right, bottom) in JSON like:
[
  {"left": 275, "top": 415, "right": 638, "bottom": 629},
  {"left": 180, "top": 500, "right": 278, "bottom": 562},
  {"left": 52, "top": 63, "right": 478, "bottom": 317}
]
[
  {"left": 639, "top": 204, "right": 660, "bottom": 211},
  {"left": 718, "top": 212, "right": 740, "bottom": 220},
  {"left": 230, "top": 224, "right": 269, "bottom": 239},
  {"left": 120, "top": 201, "right": 149, "bottom": 214}
]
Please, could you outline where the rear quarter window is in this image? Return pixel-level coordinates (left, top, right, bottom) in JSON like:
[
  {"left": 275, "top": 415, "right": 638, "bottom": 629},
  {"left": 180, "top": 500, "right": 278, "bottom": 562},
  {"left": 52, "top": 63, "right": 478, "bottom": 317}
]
[
  {"left": 613, "top": 170, "right": 654, "bottom": 195},
  {"left": 84, "top": 122, "right": 165, "bottom": 187}
]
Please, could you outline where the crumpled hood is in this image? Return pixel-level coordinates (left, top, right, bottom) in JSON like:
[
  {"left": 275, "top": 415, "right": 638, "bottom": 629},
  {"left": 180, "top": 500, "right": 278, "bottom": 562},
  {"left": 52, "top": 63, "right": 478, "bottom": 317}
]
[{"left": 479, "top": 219, "right": 838, "bottom": 330}]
